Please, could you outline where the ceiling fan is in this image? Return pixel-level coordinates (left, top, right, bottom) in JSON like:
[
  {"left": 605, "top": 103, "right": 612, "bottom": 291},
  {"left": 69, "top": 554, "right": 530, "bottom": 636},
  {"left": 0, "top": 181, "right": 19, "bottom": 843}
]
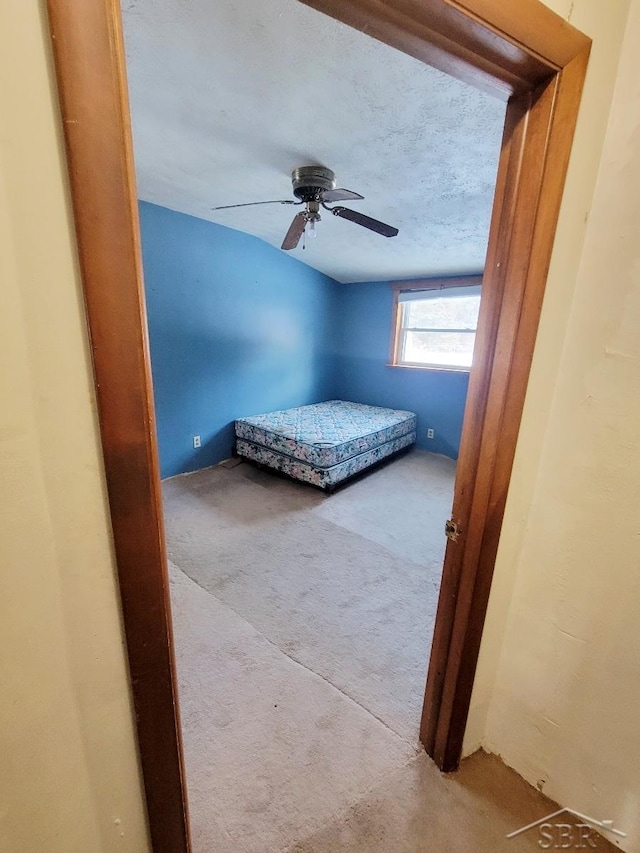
[{"left": 212, "top": 166, "right": 399, "bottom": 250}]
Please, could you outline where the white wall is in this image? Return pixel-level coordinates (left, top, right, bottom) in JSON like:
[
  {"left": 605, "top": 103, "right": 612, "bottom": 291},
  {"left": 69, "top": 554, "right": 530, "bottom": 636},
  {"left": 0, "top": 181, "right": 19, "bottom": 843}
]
[
  {"left": 0, "top": 2, "right": 150, "bottom": 851},
  {"left": 465, "top": 0, "right": 640, "bottom": 849}
]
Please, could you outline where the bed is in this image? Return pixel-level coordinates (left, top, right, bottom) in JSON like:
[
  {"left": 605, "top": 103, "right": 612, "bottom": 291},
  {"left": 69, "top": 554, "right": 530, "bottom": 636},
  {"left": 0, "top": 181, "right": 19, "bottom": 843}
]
[{"left": 235, "top": 400, "right": 417, "bottom": 492}]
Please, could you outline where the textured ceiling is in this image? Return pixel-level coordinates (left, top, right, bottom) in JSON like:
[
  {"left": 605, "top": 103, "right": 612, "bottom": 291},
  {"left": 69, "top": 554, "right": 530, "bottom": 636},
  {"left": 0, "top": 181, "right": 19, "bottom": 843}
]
[{"left": 122, "top": 0, "right": 506, "bottom": 283}]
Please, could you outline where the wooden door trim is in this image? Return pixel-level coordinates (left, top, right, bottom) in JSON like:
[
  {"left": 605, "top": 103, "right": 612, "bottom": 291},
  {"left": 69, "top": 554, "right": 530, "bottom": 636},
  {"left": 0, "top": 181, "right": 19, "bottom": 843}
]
[
  {"left": 45, "top": 2, "right": 190, "bottom": 851},
  {"left": 421, "top": 47, "right": 590, "bottom": 769},
  {"left": 45, "top": 0, "right": 590, "bottom": 847},
  {"left": 299, "top": 0, "right": 588, "bottom": 97}
]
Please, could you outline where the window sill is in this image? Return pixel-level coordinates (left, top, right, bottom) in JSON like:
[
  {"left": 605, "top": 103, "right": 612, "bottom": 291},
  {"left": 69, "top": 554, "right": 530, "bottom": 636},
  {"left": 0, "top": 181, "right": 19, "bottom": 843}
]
[{"left": 386, "top": 362, "right": 472, "bottom": 374}]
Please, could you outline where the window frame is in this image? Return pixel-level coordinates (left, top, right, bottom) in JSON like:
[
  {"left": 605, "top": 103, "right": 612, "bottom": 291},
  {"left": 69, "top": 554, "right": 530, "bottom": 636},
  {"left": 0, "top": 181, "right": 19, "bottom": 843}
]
[{"left": 389, "top": 275, "right": 484, "bottom": 373}]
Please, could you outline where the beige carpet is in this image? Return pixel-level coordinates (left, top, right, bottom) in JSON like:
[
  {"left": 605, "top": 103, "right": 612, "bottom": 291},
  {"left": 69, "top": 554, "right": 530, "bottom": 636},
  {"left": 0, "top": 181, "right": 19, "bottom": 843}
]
[
  {"left": 164, "top": 450, "right": 454, "bottom": 850},
  {"left": 165, "top": 452, "right": 618, "bottom": 852},
  {"left": 169, "top": 562, "right": 419, "bottom": 852},
  {"left": 164, "top": 450, "right": 455, "bottom": 743}
]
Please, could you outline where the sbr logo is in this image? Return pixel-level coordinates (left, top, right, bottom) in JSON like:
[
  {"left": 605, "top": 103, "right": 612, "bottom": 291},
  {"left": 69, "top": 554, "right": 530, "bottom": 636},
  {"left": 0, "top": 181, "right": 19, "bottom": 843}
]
[
  {"left": 538, "top": 822, "right": 598, "bottom": 849},
  {"left": 507, "top": 808, "right": 626, "bottom": 848}
]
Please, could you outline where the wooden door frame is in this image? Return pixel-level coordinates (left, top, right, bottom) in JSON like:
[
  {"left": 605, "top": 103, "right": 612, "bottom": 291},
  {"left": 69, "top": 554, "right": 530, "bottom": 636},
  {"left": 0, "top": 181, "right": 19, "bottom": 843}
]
[{"left": 45, "top": 0, "right": 591, "bottom": 848}]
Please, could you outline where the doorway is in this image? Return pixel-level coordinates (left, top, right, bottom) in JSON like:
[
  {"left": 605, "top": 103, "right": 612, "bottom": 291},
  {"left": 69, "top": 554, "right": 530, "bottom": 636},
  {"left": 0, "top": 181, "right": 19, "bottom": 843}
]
[
  {"left": 45, "top": 0, "right": 591, "bottom": 849},
  {"left": 124, "top": 8, "right": 505, "bottom": 839}
]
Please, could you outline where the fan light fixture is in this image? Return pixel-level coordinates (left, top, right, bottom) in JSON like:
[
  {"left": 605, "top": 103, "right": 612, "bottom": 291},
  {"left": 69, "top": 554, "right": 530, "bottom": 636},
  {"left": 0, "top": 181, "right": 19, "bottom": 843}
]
[{"left": 212, "top": 166, "right": 399, "bottom": 251}]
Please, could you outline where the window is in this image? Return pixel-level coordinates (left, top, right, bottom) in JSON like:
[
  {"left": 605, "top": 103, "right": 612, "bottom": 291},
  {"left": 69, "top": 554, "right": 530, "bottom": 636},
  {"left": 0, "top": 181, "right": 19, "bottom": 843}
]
[{"left": 391, "top": 282, "right": 482, "bottom": 371}]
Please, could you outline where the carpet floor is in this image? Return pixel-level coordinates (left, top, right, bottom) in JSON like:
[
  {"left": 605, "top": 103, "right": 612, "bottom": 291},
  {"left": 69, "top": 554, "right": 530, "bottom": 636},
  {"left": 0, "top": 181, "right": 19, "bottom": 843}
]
[
  {"left": 165, "top": 451, "right": 602, "bottom": 852},
  {"left": 164, "top": 450, "right": 455, "bottom": 746},
  {"left": 164, "top": 449, "right": 453, "bottom": 850}
]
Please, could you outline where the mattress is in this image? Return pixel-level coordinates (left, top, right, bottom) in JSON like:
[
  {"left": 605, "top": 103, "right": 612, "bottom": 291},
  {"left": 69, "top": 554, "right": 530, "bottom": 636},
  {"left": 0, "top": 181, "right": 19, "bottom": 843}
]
[
  {"left": 235, "top": 400, "right": 417, "bottom": 469},
  {"left": 236, "top": 431, "right": 416, "bottom": 489}
]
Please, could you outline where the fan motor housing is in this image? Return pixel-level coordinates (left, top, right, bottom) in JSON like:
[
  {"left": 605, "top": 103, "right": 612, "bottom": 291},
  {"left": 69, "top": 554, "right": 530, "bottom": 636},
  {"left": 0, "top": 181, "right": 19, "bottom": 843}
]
[{"left": 291, "top": 166, "right": 336, "bottom": 202}]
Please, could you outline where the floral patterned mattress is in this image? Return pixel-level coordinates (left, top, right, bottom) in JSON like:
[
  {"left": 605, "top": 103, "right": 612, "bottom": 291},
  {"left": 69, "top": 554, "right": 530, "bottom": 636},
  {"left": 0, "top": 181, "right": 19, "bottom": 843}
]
[
  {"left": 236, "top": 431, "right": 416, "bottom": 489},
  {"left": 235, "top": 400, "right": 417, "bottom": 469}
]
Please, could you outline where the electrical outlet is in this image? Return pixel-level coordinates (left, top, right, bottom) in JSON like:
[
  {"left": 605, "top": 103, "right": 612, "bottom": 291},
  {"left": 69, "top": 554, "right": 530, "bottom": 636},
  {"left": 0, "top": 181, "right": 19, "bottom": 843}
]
[
  {"left": 427, "top": 429, "right": 435, "bottom": 439},
  {"left": 193, "top": 435, "right": 201, "bottom": 449}
]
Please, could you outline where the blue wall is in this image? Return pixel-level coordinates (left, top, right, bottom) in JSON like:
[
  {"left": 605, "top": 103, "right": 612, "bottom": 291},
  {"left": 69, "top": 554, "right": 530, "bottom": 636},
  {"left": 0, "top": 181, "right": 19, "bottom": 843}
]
[
  {"left": 333, "top": 281, "right": 469, "bottom": 459},
  {"left": 140, "top": 202, "right": 469, "bottom": 476},
  {"left": 139, "top": 202, "right": 340, "bottom": 477}
]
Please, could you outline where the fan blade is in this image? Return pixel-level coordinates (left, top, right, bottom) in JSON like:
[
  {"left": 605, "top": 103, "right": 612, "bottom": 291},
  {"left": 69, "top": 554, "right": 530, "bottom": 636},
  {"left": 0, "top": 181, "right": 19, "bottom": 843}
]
[
  {"left": 321, "top": 188, "right": 364, "bottom": 202},
  {"left": 331, "top": 206, "right": 398, "bottom": 237},
  {"left": 212, "top": 199, "right": 298, "bottom": 210},
  {"left": 281, "top": 212, "right": 307, "bottom": 250}
]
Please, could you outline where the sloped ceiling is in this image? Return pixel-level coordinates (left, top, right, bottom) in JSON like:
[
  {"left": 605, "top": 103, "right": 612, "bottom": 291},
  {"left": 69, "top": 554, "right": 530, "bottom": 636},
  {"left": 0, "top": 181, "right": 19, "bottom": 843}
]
[{"left": 122, "top": 0, "right": 506, "bottom": 283}]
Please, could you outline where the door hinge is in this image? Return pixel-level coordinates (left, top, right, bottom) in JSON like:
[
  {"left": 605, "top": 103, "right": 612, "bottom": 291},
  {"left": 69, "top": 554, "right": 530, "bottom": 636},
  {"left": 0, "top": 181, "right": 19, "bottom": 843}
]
[{"left": 445, "top": 519, "right": 462, "bottom": 542}]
